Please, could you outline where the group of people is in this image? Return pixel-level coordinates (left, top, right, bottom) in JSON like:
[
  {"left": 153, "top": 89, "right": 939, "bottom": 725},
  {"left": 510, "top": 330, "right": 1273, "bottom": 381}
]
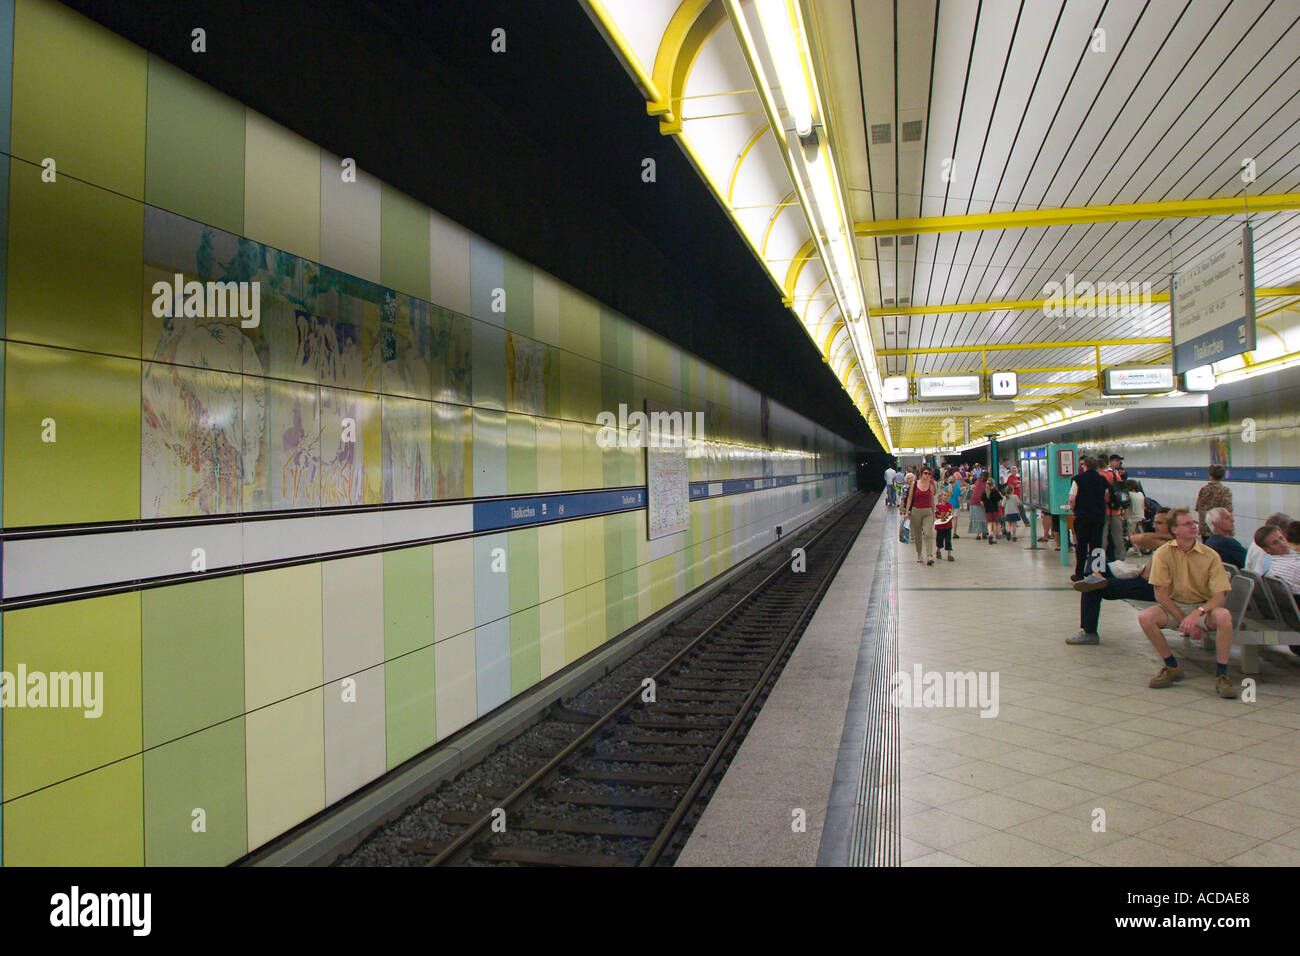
[
  {"left": 884, "top": 455, "right": 1300, "bottom": 700},
  {"left": 1063, "top": 457, "right": 1300, "bottom": 699},
  {"left": 884, "top": 460, "right": 1025, "bottom": 565}
]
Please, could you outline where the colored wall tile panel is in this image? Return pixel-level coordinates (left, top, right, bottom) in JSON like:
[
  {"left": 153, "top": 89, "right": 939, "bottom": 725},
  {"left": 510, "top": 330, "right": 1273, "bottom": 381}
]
[
  {"left": 472, "top": 320, "right": 506, "bottom": 410},
  {"left": 383, "top": 545, "right": 434, "bottom": 657},
  {"left": 381, "top": 296, "right": 432, "bottom": 401},
  {"left": 243, "top": 563, "right": 323, "bottom": 711},
  {"left": 2, "top": 592, "right": 140, "bottom": 800},
  {"left": 380, "top": 183, "right": 432, "bottom": 300},
  {"left": 433, "top": 537, "right": 475, "bottom": 642},
  {"left": 509, "top": 606, "right": 540, "bottom": 695},
  {"left": 242, "top": 376, "right": 319, "bottom": 512},
  {"left": 506, "top": 412, "right": 538, "bottom": 495},
  {"left": 472, "top": 407, "right": 507, "bottom": 497},
  {"left": 324, "top": 666, "right": 387, "bottom": 805},
  {"left": 561, "top": 420, "right": 586, "bottom": 491},
  {"left": 474, "top": 618, "right": 511, "bottom": 717},
  {"left": 502, "top": 253, "right": 534, "bottom": 337},
  {"left": 431, "top": 400, "right": 471, "bottom": 499},
  {"left": 434, "top": 629, "right": 476, "bottom": 739},
  {"left": 429, "top": 209, "right": 470, "bottom": 314},
  {"left": 319, "top": 151, "right": 381, "bottom": 283},
  {"left": 143, "top": 719, "right": 247, "bottom": 865},
  {"left": 245, "top": 689, "right": 325, "bottom": 851},
  {"left": 562, "top": 590, "right": 587, "bottom": 663},
  {"left": 141, "top": 362, "right": 242, "bottom": 518},
  {"left": 538, "top": 597, "right": 566, "bottom": 679},
  {"left": 469, "top": 236, "right": 505, "bottom": 327},
  {"left": 473, "top": 532, "right": 508, "bottom": 627},
  {"left": 142, "top": 576, "right": 244, "bottom": 749},
  {"left": 11, "top": 0, "right": 146, "bottom": 198},
  {"left": 505, "top": 332, "right": 548, "bottom": 416},
  {"left": 508, "top": 527, "right": 540, "bottom": 614},
  {"left": 431, "top": 305, "right": 473, "bottom": 406},
  {"left": 320, "top": 387, "right": 381, "bottom": 507},
  {"left": 536, "top": 416, "right": 562, "bottom": 493},
  {"left": 531, "top": 269, "right": 560, "bottom": 347},
  {"left": 4, "top": 342, "right": 141, "bottom": 527},
  {"left": 7, "top": 160, "right": 143, "bottom": 357},
  {"left": 145, "top": 56, "right": 245, "bottom": 233},
  {"left": 537, "top": 522, "right": 565, "bottom": 602},
  {"left": 4, "top": 757, "right": 143, "bottom": 865},
  {"left": 382, "top": 394, "right": 433, "bottom": 503},
  {"left": 243, "top": 109, "right": 320, "bottom": 261},
  {"left": 384, "top": 642, "right": 436, "bottom": 769},
  {"left": 322, "top": 553, "right": 384, "bottom": 682}
]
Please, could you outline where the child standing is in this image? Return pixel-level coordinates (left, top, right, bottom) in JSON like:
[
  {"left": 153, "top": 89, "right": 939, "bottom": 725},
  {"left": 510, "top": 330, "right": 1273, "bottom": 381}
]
[
  {"left": 1002, "top": 488, "right": 1023, "bottom": 542},
  {"left": 934, "top": 499, "right": 956, "bottom": 560},
  {"left": 982, "top": 482, "right": 1003, "bottom": 545}
]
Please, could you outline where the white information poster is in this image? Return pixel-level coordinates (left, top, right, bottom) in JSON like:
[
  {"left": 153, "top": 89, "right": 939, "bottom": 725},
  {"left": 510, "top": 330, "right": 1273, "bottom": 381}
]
[
  {"left": 645, "top": 400, "right": 691, "bottom": 540},
  {"left": 1171, "top": 224, "right": 1256, "bottom": 373}
]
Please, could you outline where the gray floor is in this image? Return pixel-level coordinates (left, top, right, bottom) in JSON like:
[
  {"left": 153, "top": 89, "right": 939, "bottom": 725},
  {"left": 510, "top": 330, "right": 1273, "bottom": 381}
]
[{"left": 678, "top": 499, "right": 1300, "bottom": 866}]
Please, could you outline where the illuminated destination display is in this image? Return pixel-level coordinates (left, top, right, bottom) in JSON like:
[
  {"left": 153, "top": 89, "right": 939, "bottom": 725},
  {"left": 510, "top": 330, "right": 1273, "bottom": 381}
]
[
  {"left": 1101, "top": 366, "right": 1175, "bottom": 395},
  {"left": 916, "top": 374, "right": 982, "bottom": 400}
]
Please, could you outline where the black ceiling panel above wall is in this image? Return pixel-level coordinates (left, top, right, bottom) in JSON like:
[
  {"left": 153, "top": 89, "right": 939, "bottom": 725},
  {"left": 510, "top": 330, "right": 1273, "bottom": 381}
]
[{"left": 60, "top": 0, "right": 876, "bottom": 449}]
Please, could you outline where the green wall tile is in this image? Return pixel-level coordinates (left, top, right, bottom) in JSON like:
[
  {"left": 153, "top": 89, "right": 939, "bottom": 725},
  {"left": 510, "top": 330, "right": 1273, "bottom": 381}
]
[
  {"left": 502, "top": 254, "right": 533, "bottom": 337},
  {"left": 145, "top": 56, "right": 244, "bottom": 233},
  {"left": 142, "top": 577, "right": 245, "bottom": 749},
  {"left": 509, "top": 606, "right": 540, "bottom": 695},
  {"left": 508, "top": 526, "right": 539, "bottom": 614},
  {"left": 143, "top": 719, "right": 247, "bottom": 865},
  {"left": 4, "top": 342, "right": 141, "bottom": 527},
  {"left": 2, "top": 592, "right": 141, "bottom": 800},
  {"left": 506, "top": 412, "right": 537, "bottom": 495},
  {"left": 385, "top": 643, "right": 437, "bottom": 768},
  {"left": 7, "top": 159, "right": 143, "bottom": 356},
  {"left": 383, "top": 545, "right": 434, "bottom": 658},
  {"left": 380, "top": 184, "right": 431, "bottom": 299},
  {"left": 11, "top": 0, "right": 146, "bottom": 198},
  {"left": 3, "top": 757, "right": 143, "bottom": 865},
  {"left": 243, "top": 109, "right": 319, "bottom": 261}
]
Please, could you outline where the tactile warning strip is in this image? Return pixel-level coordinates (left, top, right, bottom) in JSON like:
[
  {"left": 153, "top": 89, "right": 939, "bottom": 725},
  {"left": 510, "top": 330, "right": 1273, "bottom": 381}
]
[{"left": 819, "top": 527, "right": 900, "bottom": 866}]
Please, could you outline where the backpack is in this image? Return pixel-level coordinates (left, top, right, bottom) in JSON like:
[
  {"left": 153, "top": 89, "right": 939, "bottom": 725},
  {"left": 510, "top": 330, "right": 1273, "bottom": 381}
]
[{"left": 1108, "top": 482, "right": 1131, "bottom": 512}]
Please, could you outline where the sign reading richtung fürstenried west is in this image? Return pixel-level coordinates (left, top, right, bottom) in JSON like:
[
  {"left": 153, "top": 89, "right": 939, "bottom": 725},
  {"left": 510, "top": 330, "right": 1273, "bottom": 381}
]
[{"left": 1171, "top": 224, "right": 1256, "bottom": 374}]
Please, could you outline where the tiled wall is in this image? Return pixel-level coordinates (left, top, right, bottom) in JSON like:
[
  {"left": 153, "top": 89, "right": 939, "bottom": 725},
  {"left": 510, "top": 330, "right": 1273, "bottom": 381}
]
[{"left": 0, "top": 0, "right": 855, "bottom": 864}]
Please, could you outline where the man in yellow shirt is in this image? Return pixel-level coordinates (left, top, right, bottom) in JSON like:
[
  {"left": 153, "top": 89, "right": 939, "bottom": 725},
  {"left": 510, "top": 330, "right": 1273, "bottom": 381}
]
[{"left": 1137, "top": 507, "right": 1236, "bottom": 698}]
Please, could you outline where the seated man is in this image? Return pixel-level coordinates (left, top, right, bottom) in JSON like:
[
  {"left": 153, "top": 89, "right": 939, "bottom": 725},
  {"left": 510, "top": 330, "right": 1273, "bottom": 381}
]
[
  {"left": 1203, "top": 507, "right": 1247, "bottom": 567},
  {"left": 1066, "top": 511, "right": 1173, "bottom": 645},
  {"left": 1258, "top": 525, "right": 1300, "bottom": 592},
  {"left": 1138, "top": 508, "right": 1236, "bottom": 698},
  {"left": 1245, "top": 512, "right": 1293, "bottom": 574}
]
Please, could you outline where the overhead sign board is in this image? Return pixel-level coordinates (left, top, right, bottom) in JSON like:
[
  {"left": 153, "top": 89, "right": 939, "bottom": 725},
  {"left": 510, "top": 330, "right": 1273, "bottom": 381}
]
[
  {"left": 1080, "top": 394, "right": 1209, "bottom": 411},
  {"left": 1101, "top": 365, "right": 1175, "bottom": 395},
  {"left": 882, "top": 375, "right": 910, "bottom": 403},
  {"left": 885, "top": 400, "right": 1015, "bottom": 417},
  {"left": 989, "top": 371, "right": 1019, "bottom": 398},
  {"left": 1171, "top": 224, "right": 1256, "bottom": 374},
  {"left": 916, "top": 374, "right": 982, "bottom": 401}
]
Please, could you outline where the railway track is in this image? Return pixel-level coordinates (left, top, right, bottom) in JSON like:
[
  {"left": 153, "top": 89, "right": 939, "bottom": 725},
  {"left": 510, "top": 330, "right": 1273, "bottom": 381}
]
[{"left": 390, "top": 492, "right": 874, "bottom": 867}]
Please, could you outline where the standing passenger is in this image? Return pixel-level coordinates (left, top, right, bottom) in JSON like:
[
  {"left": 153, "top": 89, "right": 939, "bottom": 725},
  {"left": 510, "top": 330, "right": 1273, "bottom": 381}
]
[
  {"left": 1067, "top": 457, "right": 1110, "bottom": 581},
  {"left": 969, "top": 472, "right": 988, "bottom": 539},
  {"left": 1003, "top": 487, "right": 1023, "bottom": 542},
  {"left": 1194, "top": 464, "right": 1232, "bottom": 538},
  {"left": 934, "top": 499, "right": 956, "bottom": 560},
  {"left": 982, "top": 481, "right": 1004, "bottom": 546},
  {"left": 905, "top": 468, "right": 938, "bottom": 565}
]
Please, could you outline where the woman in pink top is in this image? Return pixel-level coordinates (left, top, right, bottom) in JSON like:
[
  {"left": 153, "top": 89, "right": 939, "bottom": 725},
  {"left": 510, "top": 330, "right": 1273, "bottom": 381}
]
[
  {"left": 905, "top": 468, "right": 938, "bottom": 565},
  {"left": 968, "top": 474, "right": 988, "bottom": 539}
]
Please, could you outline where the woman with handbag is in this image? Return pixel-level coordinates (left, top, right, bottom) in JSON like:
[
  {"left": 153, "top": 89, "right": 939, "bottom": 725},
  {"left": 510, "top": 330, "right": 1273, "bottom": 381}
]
[{"left": 905, "top": 467, "right": 938, "bottom": 565}]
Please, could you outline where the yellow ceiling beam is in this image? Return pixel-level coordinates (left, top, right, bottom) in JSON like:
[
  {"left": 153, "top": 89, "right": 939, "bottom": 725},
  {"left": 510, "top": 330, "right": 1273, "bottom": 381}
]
[
  {"left": 877, "top": 337, "right": 1167, "bottom": 356},
  {"left": 857, "top": 193, "right": 1300, "bottom": 240},
  {"left": 874, "top": 285, "right": 1300, "bottom": 317},
  {"left": 727, "top": 122, "right": 770, "bottom": 205},
  {"left": 647, "top": 0, "right": 729, "bottom": 135}
]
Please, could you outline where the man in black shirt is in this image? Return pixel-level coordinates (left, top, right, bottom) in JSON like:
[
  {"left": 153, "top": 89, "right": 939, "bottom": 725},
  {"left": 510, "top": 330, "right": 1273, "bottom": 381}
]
[
  {"left": 1067, "top": 456, "right": 1110, "bottom": 581},
  {"left": 1203, "top": 507, "right": 1247, "bottom": 568}
]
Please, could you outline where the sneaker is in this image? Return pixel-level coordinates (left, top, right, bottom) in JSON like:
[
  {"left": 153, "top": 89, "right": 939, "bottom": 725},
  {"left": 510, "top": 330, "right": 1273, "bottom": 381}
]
[
  {"left": 1215, "top": 674, "right": 1237, "bottom": 699},
  {"left": 927, "top": 558, "right": 934, "bottom": 565},
  {"left": 1148, "top": 665, "right": 1185, "bottom": 688},
  {"left": 1072, "top": 574, "right": 1109, "bottom": 593},
  {"left": 946, "top": 553, "right": 954, "bottom": 561},
  {"left": 1066, "top": 630, "right": 1100, "bottom": 645}
]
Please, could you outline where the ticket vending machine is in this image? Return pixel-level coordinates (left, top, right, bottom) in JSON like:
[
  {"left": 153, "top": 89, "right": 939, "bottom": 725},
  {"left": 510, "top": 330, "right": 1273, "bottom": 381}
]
[{"left": 1018, "top": 442, "right": 1079, "bottom": 565}]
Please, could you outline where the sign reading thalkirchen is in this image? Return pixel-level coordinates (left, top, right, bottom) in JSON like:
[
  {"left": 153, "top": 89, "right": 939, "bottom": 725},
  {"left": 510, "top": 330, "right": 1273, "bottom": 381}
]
[{"left": 1171, "top": 224, "right": 1256, "bottom": 374}]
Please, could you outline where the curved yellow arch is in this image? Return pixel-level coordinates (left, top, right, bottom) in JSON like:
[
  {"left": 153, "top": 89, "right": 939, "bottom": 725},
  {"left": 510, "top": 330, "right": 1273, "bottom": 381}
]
[
  {"left": 762, "top": 190, "right": 799, "bottom": 261},
  {"left": 727, "top": 122, "right": 771, "bottom": 205},
  {"left": 648, "top": 0, "right": 729, "bottom": 135},
  {"left": 801, "top": 276, "right": 830, "bottom": 323},
  {"left": 819, "top": 318, "right": 845, "bottom": 355}
]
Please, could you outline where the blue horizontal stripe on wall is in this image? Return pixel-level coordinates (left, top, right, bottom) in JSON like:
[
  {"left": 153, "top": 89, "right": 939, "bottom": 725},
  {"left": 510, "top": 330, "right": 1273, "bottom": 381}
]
[
  {"left": 474, "top": 488, "right": 646, "bottom": 531},
  {"left": 1126, "top": 466, "right": 1300, "bottom": 484},
  {"left": 476, "top": 472, "right": 849, "bottom": 532}
]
